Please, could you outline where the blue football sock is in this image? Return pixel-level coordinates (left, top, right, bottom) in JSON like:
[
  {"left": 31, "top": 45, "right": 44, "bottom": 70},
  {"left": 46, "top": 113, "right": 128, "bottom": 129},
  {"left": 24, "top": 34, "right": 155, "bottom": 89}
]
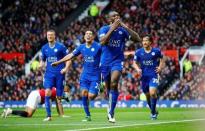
[
  {"left": 109, "top": 90, "right": 119, "bottom": 116},
  {"left": 45, "top": 96, "right": 51, "bottom": 117},
  {"left": 107, "top": 88, "right": 110, "bottom": 99},
  {"left": 82, "top": 96, "right": 90, "bottom": 116},
  {"left": 151, "top": 97, "right": 157, "bottom": 115},
  {"left": 147, "top": 100, "right": 151, "bottom": 109}
]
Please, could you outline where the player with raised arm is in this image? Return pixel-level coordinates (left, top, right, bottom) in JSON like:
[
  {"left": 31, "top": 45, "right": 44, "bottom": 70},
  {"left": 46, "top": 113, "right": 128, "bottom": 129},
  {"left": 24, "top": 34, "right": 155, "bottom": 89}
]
[
  {"left": 1, "top": 87, "right": 71, "bottom": 118},
  {"left": 52, "top": 30, "right": 101, "bottom": 122},
  {"left": 98, "top": 11, "right": 141, "bottom": 123},
  {"left": 39, "top": 29, "right": 71, "bottom": 121},
  {"left": 133, "top": 35, "right": 164, "bottom": 120}
]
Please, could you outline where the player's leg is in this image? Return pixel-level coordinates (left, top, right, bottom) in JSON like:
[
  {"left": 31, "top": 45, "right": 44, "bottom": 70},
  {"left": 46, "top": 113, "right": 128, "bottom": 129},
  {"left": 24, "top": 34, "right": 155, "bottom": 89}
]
[
  {"left": 2, "top": 91, "right": 39, "bottom": 118},
  {"left": 2, "top": 108, "right": 31, "bottom": 118},
  {"left": 149, "top": 77, "right": 159, "bottom": 120},
  {"left": 101, "top": 65, "right": 111, "bottom": 99},
  {"left": 43, "top": 73, "right": 55, "bottom": 121},
  {"left": 24, "top": 90, "right": 40, "bottom": 117},
  {"left": 141, "top": 77, "right": 150, "bottom": 108},
  {"left": 55, "top": 74, "right": 65, "bottom": 117},
  {"left": 145, "top": 93, "right": 151, "bottom": 109},
  {"left": 108, "top": 70, "right": 121, "bottom": 123},
  {"left": 80, "top": 80, "right": 91, "bottom": 120}
]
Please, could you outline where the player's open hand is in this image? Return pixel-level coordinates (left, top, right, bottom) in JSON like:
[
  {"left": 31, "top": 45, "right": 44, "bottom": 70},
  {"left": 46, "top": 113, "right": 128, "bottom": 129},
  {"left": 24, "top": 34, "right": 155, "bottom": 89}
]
[
  {"left": 51, "top": 62, "right": 59, "bottom": 67},
  {"left": 136, "top": 68, "right": 142, "bottom": 78},
  {"left": 155, "top": 67, "right": 162, "bottom": 73},
  {"left": 111, "top": 19, "right": 120, "bottom": 31}
]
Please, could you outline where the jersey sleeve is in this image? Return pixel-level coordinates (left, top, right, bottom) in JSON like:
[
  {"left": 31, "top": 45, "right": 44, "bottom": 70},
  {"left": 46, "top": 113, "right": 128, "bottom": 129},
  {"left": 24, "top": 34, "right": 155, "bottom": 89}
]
[
  {"left": 134, "top": 50, "right": 140, "bottom": 62},
  {"left": 41, "top": 47, "right": 46, "bottom": 61},
  {"left": 98, "top": 26, "right": 108, "bottom": 40},
  {"left": 62, "top": 45, "right": 69, "bottom": 56},
  {"left": 157, "top": 48, "right": 163, "bottom": 58},
  {"left": 123, "top": 28, "right": 130, "bottom": 40},
  {"left": 72, "top": 45, "right": 81, "bottom": 56}
]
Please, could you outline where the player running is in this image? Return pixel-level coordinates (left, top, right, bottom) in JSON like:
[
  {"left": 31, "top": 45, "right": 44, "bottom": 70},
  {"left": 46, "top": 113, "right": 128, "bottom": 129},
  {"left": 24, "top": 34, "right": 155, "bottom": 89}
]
[
  {"left": 1, "top": 87, "right": 71, "bottom": 118},
  {"left": 98, "top": 11, "right": 141, "bottom": 123},
  {"left": 52, "top": 30, "right": 101, "bottom": 122},
  {"left": 133, "top": 35, "right": 164, "bottom": 120},
  {"left": 39, "top": 29, "right": 71, "bottom": 121}
]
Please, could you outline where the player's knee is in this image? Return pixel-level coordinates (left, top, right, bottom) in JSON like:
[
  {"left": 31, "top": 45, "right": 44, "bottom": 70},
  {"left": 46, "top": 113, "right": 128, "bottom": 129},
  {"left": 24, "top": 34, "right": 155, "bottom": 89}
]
[
  {"left": 82, "top": 90, "right": 88, "bottom": 96},
  {"left": 27, "top": 112, "right": 33, "bottom": 117},
  {"left": 45, "top": 89, "right": 52, "bottom": 96},
  {"left": 110, "top": 81, "right": 118, "bottom": 89},
  {"left": 56, "top": 96, "right": 62, "bottom": 104},
  {"left": 149, "top": 90, "right": 157, "bottom": 98},
  {"left": 88, "top": 94, "right": 97, "bottom": 100}
]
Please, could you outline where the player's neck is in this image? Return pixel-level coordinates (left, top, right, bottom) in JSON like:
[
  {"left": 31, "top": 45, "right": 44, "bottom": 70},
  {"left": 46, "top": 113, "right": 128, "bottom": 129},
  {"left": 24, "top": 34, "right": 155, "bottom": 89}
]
[
  {"left": 144, "top": 46, "right": 152, "bottom": 53},
  {"left": 48, "top": 41, "right": 56, "bottom": 48},
  {"left": 86, "top": 42, "right": 92, "bottom": 48}
]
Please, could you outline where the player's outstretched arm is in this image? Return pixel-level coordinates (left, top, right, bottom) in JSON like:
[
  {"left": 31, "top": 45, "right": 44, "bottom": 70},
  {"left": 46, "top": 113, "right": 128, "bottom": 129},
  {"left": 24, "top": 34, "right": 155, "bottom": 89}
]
[
  {"left": 61, "top": 60, "right": 72, "bottom": 74},
  {"left": 100, "top": 19, "right": 120, "bottom": 45},
  {"left": 51, "top": 53, "right": 74, "bottom": 67},
  {"left": 39, "top": 60, "right": 45, "bottom": 70},
  {"left": 120, "top": 22, "right": 141, "bottom": 42}
]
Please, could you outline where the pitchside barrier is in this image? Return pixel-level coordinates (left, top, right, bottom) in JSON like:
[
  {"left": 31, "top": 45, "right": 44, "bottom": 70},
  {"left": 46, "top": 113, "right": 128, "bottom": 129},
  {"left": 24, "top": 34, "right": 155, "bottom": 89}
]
[{"left": 1, "top": 100, "right": 205, "bottom": 108}]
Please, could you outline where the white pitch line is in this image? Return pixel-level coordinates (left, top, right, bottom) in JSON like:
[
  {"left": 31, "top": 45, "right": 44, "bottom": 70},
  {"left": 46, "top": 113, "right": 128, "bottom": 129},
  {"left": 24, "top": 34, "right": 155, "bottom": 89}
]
[{"left": 65, "top": 118, "right": 205, "bottom": 131}]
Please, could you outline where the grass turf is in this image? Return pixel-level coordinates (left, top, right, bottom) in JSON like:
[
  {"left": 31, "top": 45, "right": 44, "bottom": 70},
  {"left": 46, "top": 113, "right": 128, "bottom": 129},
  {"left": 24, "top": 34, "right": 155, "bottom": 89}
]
[{"left": 0, "top": 108, "right": 205, "bottom": 131}]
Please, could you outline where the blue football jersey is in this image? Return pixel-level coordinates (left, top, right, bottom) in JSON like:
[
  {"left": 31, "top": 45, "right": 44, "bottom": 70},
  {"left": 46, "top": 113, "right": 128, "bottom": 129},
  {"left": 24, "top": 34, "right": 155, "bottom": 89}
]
[
  {"left": 98, "top": 25, "right": 130, "bottom": 65},
  {"left": 41, "top": 42, "right": 68, "bottom": 73},
  {"left": 72, "top": 41, "right": 101, "bottom": 80},
  {"left": 134, "top": 48, "right": 163, "bottom": 77}
]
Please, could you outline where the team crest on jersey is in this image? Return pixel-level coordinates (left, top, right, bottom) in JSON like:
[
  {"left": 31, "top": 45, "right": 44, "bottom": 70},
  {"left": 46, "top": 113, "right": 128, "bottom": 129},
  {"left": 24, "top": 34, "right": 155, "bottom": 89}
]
[
  {"left": 91, "top": 48, "right": 95, "bottom": 52},
  {"left": 119, "top": 31, "right": 123, "bottom": 35},
  {"left": 54, "top": 48, "right": 58, "bottom": 52},
  {"left": 151, "top": 52, "right": 155, "bottom": 56}
]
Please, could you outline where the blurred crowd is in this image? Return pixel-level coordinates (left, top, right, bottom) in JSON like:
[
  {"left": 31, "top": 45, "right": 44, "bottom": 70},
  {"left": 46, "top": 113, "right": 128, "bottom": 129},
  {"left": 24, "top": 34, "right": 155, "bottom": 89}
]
[
  {"left": 0, "top": 0, "right": 81, "bottom": 61},
  {"left": 0, "top": 0, "right": 205, "bottom": 101},
  {"left": 161, "top": 62, "right": 205, "bottom": 100}
]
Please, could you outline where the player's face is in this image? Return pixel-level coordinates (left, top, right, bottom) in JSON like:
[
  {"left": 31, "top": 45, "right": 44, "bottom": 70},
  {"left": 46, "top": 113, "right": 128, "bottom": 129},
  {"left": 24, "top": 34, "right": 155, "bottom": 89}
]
[
  {"left": 142, "top": 37, "right": 151, "bottom": 48},
  {"left": 108, "top": 12, "right": 120, "bottom": 23},
  {"left": 84, "top": 31, "right": 94, "bottom": 43},
  {"left": 47, "top": 31, "right": 56, "bottom": 43}
]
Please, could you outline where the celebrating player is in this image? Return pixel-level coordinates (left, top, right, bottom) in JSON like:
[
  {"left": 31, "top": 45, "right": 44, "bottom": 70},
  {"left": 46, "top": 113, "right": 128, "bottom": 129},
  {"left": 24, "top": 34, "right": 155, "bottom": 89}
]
[
  {"left": 98, "top": 11, "right": 141, "bottom": 123},
  {"left": 1, "top": 87, "right": 71, "bottom": 118},
  {"left": 39, "top": 29, "right": 71, "bottom": 121},
  {"left": 133, "top": 35, "right": 164, "bottom": 120},
  {"left": 52, "top": 30, "right": 101, "bottom": 121}
]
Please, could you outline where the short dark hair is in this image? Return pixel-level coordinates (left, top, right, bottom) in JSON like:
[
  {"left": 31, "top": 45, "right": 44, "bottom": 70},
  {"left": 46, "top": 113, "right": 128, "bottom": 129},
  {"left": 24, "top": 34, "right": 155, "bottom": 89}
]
[
  {"left": 143, "top": 34, "right": 152, "bottom": 42},
  {"left": 47, "top": 29, "right": 56, "bottom": 33}
]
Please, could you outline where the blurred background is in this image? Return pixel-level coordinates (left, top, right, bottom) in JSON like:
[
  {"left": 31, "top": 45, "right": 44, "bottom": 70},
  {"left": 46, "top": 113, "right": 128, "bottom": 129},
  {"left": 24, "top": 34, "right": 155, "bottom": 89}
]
[{"left": 0, "top": 0, "right": 205, "bottom": 107}]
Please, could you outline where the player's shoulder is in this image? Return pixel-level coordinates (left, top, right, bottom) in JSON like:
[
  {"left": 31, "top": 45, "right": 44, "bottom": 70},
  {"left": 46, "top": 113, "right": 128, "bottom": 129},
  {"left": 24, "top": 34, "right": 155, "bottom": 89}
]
[
  {"left": 41, "top": 43, "right": 49, "bottom": 50},
  {"left": 152, "top": 47, "right": 161, "bottom": 53},
  {"left": 135, "top": 48, "right": 144, "bottom": 54},
  {"left": 56, "top": 42, "right": 65, "bottom": 47},
  {"left": 93, "top": 41, "right": 101, "bottom": 47},
  {"left": 99, "top": 25, "right": 109, "bottom": 31}
]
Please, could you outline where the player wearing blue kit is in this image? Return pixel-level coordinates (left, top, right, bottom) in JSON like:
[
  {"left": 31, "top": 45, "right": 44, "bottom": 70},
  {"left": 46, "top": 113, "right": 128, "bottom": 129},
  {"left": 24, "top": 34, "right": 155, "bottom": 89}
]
[
  {"left": 52, "top": 30, "right": 101, "bottom": 121},
  {"left": 133, "top": 35, "right": 164, "bottom": 120},
  {"left": 98, "top": 11, "right": 141, "bottom": 123},
  {"left": 39, "top": 29, "right": 71, "bottom": 121}
]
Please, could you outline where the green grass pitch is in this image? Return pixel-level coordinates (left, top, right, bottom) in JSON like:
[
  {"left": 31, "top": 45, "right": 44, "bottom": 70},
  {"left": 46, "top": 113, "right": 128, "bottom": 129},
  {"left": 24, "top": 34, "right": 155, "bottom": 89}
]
[{"left": 0, "top": 108, "right": 205, "bottom": 131}]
